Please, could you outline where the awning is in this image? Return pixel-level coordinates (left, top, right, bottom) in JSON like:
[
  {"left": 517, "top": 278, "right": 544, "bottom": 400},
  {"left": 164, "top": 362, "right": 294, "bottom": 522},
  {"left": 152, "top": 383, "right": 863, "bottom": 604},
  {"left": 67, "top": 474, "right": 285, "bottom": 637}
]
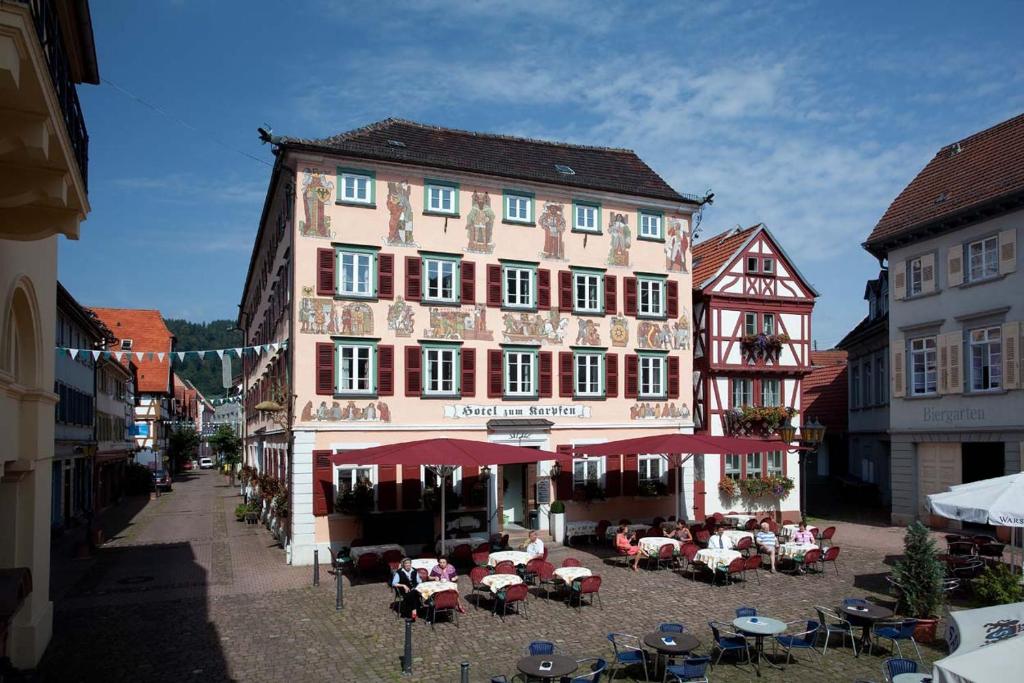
[{"left": 574, "top": 433, "right": 794, "bottom": 457}]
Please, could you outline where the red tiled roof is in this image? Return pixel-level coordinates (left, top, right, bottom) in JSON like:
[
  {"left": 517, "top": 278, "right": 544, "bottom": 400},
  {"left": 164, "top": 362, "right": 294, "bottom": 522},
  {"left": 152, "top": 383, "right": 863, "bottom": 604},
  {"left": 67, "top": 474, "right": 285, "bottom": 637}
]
[
  {"left": 280, "top": 118, "right": 698, "bottom": 204},
  {"left": 90, "top": 308, "right": 174, "bottom": 395},
  {"left": 691, "top": 225, "right": 760, "bottom": 288},
  {"left": 866, "top": 112, "right": 1024, "bottom": 252},
  {"left": 802, "top": 350, "right": 848, "bottom": 431}
]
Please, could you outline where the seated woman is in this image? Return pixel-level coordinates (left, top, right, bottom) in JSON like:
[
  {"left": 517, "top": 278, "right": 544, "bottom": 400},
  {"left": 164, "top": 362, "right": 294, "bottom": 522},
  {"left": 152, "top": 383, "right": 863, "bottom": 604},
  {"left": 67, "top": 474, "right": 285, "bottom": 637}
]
[
  {"left": 672, "top": 521, "right": 693, "bottom": 544},
  {"left": 615, "top": 525, "right": 641, "bottom": 572},
  {"left": 391, "top": 558, "right": 423, "bottom": 619},
  {"left": 429, "top": 557, "right": 457, "bottom": 582},
  {"left": 792, "top": 522, "right": 816, "bottom": 545}
]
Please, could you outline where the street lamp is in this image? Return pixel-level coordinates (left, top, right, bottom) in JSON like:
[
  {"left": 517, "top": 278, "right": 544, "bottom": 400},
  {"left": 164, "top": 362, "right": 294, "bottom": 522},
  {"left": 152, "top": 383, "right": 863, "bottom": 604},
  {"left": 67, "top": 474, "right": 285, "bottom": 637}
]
[{"left": 779, "top": 417, "right": 826, "bottom": 520}]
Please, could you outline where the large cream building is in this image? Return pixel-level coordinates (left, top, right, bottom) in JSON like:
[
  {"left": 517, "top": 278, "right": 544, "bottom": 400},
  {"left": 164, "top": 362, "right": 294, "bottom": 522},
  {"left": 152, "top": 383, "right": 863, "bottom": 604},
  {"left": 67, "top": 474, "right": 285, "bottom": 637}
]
[{"left": 240, "top": 119, "right": 702, "bottom": 564}]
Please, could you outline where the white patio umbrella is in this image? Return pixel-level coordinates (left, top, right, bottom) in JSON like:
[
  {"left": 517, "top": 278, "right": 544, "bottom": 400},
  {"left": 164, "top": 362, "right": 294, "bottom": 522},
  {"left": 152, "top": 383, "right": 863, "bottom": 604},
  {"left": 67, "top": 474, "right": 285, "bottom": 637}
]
[{"left": 932, "top": 601, "right": 1024, "bottom": 683}]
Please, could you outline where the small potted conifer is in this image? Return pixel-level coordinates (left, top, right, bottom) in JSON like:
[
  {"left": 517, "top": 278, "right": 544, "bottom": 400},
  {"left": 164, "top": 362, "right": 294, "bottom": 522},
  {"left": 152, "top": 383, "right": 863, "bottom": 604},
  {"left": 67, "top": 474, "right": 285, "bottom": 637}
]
[{"left": 892, "top": 521, "right": 944, "bottom": 642}]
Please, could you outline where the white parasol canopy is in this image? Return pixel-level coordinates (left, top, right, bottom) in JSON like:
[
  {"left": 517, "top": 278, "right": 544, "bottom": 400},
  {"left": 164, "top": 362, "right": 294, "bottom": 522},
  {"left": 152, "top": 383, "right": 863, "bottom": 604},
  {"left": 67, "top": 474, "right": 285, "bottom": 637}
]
[{"left": 933, "top": 601, "right": 1024, "bottom": 683}]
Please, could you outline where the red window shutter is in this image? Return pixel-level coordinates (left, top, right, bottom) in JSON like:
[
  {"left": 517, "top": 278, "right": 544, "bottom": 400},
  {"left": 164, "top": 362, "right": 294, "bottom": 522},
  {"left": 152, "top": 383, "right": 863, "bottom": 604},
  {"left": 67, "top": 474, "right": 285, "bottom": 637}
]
[
  {"left": 461, "top": 260, "right": 476, "bottom": 303},
  {"left": 317, "top": 248, "right": 334, "bottom": 296},
  {"left": 313, "top": 450, "right": 334, "bottom": 516},
  {"left": 555, "top": 445, "right": 573, "bottom": 500},
  {"left": 539, "top": 351, "right": 553, "bottom": 398},
  {"left": 404, "top": 346, "right": 421, "bottom": 397},
  {"left": 668, "top": 356, "right": 680, "bottom": 399},
  {"left": 606, "top": 353, "right": 619, "bottom": 398},
  {"left": 405, "top": 256, "right": 421, "bottom": 302},
  {"left": 401, "top": 464, "right": 422, "bottom": 510},
  {"left": 378, "top": 253, "right": 395, "bottom": 300},
  {"left": 538, "top": 269, "right": 551, "bottom": 310},
  {"left": 558, "top": 271, "right": 573, "bottom": 310},
  {"left": 486, "top": 264, "right": 502, "bottom": 307},
  {"left": 624, "top": 354, "right": 639, "bottom": 398},
  {"left": 667, "top": 280, "right": 679, "bottom": 318},
  {"left": 487, "top": 350, "right": 503, "bottom": 398},
  {"left": 316, "top": 343, "right": 334, "bottom": 395},
  {"left": 623, "top": 454, "right": 638, "bottom": 496},
  {"left": 606, "top": 454, "right": 621, "bottom": 497},
  {"left": 378, "top": 345, "right": 394, "bottom": 396},
  {"left": 604, "top": 275, "right": 617, "bottom": 314},
  {"left": 461, "top": 348, "right": 476, "bottom": 397},
  {"left": 624, "top": 277, "right": 637, "bottom": 316},
  {"left": 558, "top": 351, "right": 574, "bottom": 398},
  {"left": 378, "top": 465, "right": 398, "bottom": 511}
]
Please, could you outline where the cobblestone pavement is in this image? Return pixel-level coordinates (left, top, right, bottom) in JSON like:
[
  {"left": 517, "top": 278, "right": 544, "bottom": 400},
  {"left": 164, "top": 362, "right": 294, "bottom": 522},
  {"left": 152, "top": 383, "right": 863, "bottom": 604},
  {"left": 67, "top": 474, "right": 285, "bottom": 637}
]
[{"left": 38, "top": 473, "right": 948, "bottom": 682}]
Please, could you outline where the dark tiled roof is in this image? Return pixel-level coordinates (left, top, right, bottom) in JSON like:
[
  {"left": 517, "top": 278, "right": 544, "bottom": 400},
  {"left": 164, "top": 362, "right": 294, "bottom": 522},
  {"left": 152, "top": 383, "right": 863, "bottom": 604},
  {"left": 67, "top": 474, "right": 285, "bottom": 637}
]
[
  {"left": 691, "top": 225, "right": 760, "bottom": 288},
  {"left": 90, "top": 308, "right": 174, "bottom": 394},
  {"left": 802, "top": 350, "right": 848, "bottom": 431},
  {"left": 279, "top": 118, "right": 697, "bottom": 204},
  {"left": 865, "top": 112, "right": 1024, "bottom": 253}
]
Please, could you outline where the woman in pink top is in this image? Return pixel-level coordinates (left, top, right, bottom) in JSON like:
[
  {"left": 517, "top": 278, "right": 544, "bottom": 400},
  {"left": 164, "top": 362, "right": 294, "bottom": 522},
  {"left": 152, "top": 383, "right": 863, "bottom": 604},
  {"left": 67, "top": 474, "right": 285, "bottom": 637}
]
[
  {"left": 428, "top": 557, "right": 457, "bottom": 581},
  {"left": 615, "top": 525, "right": 641, "bottom": 572},
  {"left": 792, "top": 522, "right": 816, "bottom": 545}
]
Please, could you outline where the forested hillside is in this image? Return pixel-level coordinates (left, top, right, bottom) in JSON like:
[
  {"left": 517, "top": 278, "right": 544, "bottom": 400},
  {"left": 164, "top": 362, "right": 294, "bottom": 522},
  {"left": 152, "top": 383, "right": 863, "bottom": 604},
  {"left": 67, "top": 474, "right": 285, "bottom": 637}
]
[{"left": 165, "top": 318, "right": 243, "bottom": 398}]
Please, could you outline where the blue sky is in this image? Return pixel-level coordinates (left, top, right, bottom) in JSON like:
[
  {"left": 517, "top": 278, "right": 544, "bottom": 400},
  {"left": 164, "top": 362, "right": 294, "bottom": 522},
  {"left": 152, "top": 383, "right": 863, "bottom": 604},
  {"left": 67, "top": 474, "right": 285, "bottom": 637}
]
[{"left": 60, "top": 0, "right": 1024, "bottom": 345}]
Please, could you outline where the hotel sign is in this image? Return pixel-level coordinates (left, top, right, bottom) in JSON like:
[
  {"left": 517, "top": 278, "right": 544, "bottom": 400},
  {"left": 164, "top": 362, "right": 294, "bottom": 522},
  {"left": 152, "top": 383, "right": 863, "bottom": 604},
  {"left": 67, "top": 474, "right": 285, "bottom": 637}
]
[{"left": 443, "top": 404, "right": 592, "bottom": 419}]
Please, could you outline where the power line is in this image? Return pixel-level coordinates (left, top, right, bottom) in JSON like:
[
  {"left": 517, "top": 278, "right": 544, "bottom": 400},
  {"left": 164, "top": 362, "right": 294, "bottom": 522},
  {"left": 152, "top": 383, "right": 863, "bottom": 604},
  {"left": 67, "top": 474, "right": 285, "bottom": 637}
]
[{"left": 101, "top": 77, "right": 273, "bottom": 167}]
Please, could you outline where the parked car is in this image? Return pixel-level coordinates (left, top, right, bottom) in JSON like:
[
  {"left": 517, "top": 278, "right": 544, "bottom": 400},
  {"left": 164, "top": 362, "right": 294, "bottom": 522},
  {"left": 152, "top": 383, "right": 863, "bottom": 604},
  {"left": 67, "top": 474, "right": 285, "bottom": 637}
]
[
  {"left": 199, "top": 457, "right": 214, "bottom": 469},
  {"left": 152, "top": 469, "right": 172, "bottom": 491},
  {"left": 182, "top": 460, "right": 194, "bottom": 471}
]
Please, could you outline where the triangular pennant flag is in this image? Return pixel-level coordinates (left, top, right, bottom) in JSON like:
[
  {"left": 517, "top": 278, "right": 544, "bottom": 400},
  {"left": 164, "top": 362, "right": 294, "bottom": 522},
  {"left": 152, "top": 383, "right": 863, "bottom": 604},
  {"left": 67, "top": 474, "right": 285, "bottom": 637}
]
[
  {"left": 91, "top": 350, "right": 101, "bottom": 361},
  {"left": 146, "top": 352, "right": 154, "bottom": 361},
  {"left": 263, "top": 344, "right": 270, "bottom": 354},
  {"left": 157, "top": 352, "right": 165, "bottom": 362},
  {"left": 234, "top": 347, "right": 243, "bottom": 358},
  {"left": 68, "top": 348, "right": 78, "bottom": 360},
  {"left": 102, "top": 351, "right": 112, "bottom": 360},
  {"left": 176, "top": 351, "right": 185, "bottom": 362},
  {"left": 136, "top": 351, "right": 145, "bottom": 362},
  {"left": 216, "top": 349, "right": 224, "bottom": 360}
]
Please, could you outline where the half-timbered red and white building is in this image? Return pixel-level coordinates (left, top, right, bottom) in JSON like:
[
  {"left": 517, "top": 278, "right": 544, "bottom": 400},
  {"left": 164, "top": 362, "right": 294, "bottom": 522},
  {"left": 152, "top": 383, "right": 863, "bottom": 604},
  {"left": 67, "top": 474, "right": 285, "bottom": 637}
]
[{"left": 690, "top": 224, "right": 818, "bottom": 520}]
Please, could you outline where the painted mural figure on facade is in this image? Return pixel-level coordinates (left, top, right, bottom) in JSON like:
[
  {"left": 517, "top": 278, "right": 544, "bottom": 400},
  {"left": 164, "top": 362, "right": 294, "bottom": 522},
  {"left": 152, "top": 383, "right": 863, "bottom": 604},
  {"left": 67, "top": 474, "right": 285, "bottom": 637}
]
[
  {"left": 299, "top": 297, "right": 373, "bottom": 336},
  {"left": 301, "top": 400, "right": 391, "bottom": 423},
  {"left": 386, "top": 180, "right": 415, "bottom": 245},
  {"left": 575, "top": 319, "right": 602, "bottom": 346},
  {"left": 539, "top": 202, "right": 566, "bottom": 260},
  {"left": 423, "top": 304, "right": 493, "bottom": 341},
  {"left": 638, "top": 314, "right": 690, "bottom": 350},
  {"left": 630, "top": 402, "right": 690, "bottom": 420},
  {"left": 298, "top": 169, "right": 334, "bottom": 238},
  {"left": 609, "top": 316, "right": 630, "bottom": 347},
  {"left": 607, "top": 212, "right": 631, "bottom": 266},
  {"left": 387, "top": 297, "right": 415, "bottom": 337},
  {"left": 502, "top": 310, "right": 568, "bottom": 344},
  {"left": 466, "top": 191, "right": 496, "bottom": 253},
  {"left": 665, "top": 217, "right": 689, "bottom": 273}
]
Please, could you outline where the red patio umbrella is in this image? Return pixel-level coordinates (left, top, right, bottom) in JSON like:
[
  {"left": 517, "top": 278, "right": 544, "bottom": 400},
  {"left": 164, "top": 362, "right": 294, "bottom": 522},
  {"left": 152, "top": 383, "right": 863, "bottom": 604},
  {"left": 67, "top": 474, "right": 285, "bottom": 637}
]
[
  {"left": 571, "top": 434, "right": 796, "bottom": 521},
  {"left": 332, "top": 438, "right": 559, "bottom": 553}
]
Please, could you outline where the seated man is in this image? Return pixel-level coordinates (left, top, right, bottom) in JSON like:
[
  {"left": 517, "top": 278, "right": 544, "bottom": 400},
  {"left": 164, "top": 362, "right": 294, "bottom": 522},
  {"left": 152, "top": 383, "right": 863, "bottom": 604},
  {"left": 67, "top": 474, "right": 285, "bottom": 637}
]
[
  {"left": 707, "top": 526, "right": 734, "bottom": 550},
  {"left": 429, "top": 557, "right": 457, "bottom": 582},
  {"left": 615, "top": 525, "right": 641, "bottom": 572},
  {"left": 391, "top": 558, "right": 422, "bottom": 619},
  {"left": 792, "top": 522, "right": 816, "bottom": 545},
  {"left": 521, "top": 530, "right": 545, "bottom": 557},
  {"left": 755, "top": 522, "right": 778, "bottom": 573}
]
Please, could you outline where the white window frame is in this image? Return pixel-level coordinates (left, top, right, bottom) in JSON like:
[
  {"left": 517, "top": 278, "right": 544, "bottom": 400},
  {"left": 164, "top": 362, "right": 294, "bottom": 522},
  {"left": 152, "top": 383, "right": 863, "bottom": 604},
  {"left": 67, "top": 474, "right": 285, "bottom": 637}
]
[
  {"left": 760, "top": 378, "right": 781, "bottom": 407},
  {"left": 910, "top": 336, "right": 937, "bottom": 396},
  {"left": 424, "top": 346, "right": 460, "bottom": 397},
  {"left": 505, "top": 193, "right": 533, "bottom": 223},
  {"left": 731, "top": 378, "right": 752, "bottom": 407},
  {"left": 574, "top": 203, "right": 599, "bottom": 233},
  {"left": 337, "top": 250, "right": 376, "bottom": 297},
  {"left": 423, "top": 257, "right": 459, "bottom": 303},
  {"left": 638, "top": 354, "right": 667, "bottom": 398},
  {"left": 573, "top": 270, "right": 603, "bottom": 314},
  {"left": 637, "top": 277, "right": 665, "bottom": 318},
  {"left": 333, "top": 464, "right": 378, "bottom": 504},
  {"left": 574, "top": 352, "right": 604, "bottom": 398},
  {"left": 967, "top": 236, "right": 999, "bottom": 282},
  {"left": 766, "top": 451, "right": 783, "bottom": 477},
  {"left": 762, "top": 257, "right": 775, "bottom": 275},
  {"left": 426, "top": 184, "right": 457, "bottom": 215},
  {"left": 340, "top": 172, "right": 372, "bottom": 204},
  {"left": 763, "top": 313, "right": 775, "bottom": 335},
  {"left": 876, "top": 352, "right": 888, "bottom": 404},
  {"left": 908, "top": 256, "right": 923, "bottom": 297},
  {"left": 743, "top": 312, "right": 757, "bottom": 336},
  {"left": 639, "top": 211, "right": 663, "bottom": 240},
  {"left": 745, "top": 453, "right": 763, "bottom": 479},
  {"left": 746, "top": 256, "right": 759, "bottom": 273},
  {"left": 336, "top": 343, "right": 375, "bottom": 395},
  {"left": 638, "top": 454, "right": 666, "bottom": 484},
  {"left": 503, "top": 265, "right": 536, "bottom": 309},
  {"left": 504, "top": 349, "right": 537, "bottom": 397},
  {"left": 572, "top": 457, "right": 605, "bottom": 490},
  {"left": 850, "top": 364, "right": 861, "bottom": 409},
  {"left": 969, "top": 326, "right": 1002, "bottom": 392}
]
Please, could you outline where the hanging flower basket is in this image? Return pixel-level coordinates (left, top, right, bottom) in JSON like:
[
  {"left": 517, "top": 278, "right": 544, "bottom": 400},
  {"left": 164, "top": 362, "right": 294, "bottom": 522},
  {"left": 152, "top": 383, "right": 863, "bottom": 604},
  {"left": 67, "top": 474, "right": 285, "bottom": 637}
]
[
  {"left": 723, "top": 405, "right": 796, "bottom": 437},
  {"left": 718, "top": 477, "right": 738, "bottom": 498},
  {"left": 738, "top": 475, "right": 794, "bottom": 499},
  {"left": 740, "top": 333, "right": 790, "bottom": 363}
]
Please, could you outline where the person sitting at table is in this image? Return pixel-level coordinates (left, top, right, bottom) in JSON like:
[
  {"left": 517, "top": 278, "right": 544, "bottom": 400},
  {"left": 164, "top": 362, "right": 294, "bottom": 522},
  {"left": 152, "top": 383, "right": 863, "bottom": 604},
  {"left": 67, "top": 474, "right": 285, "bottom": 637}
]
[
  {"left": 429, "top": 557, "right": 457, "bottom": 582},
  {"left": 793, "top": 522, "right": 816, "bottom": 545},
  {"left": 520, "top": 530, "right": 545, "bottom": 557},
  {"left": 662, "top": 523, "right": 676, "bottom": 538},
  {"left": 707, "top": 526, "right": 734, "bottom": 550},
  {"left": 755, "top": 522, "right": 778, "bottom": 573},
  {"left": 391, "top": 558, "right": 422, "bottom": 619},
  {"left": 672, "top": 521, "right": 693, "bottom": 543},
  {"left": 615, "top": 525, "right": 642, "bottom": 571}
]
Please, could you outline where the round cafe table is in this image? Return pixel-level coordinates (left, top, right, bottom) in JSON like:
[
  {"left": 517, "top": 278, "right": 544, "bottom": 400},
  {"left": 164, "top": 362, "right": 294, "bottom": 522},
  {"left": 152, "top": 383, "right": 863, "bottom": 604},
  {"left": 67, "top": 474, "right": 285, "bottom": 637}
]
[
  {"left": 516, "top": 654, "right": 578, "bottom": 681},
  {"left": 643, "top": 631, "right": 700, "bottom": 679},
  {"left": 732, "top": 616, "right": 787, "bottom": 677},
  {"left": 839, "top": 602, "right": 894, "bottom": 655},
  {"left": 487, "top": 550, "right": 532, "bottom": 567}
]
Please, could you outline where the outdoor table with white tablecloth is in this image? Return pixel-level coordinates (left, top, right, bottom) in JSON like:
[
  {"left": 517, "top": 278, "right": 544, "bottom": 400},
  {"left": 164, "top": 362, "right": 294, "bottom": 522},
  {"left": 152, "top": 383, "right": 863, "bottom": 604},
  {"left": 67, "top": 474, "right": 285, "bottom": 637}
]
[
  {"left": 436, "top": 533, "right": 489, "bottom": 555},
  {"left": 410, "top": 558, "right": 438, "bottom": 573},
  {"left": 605, "top": 523, "right": 649, "bottom": 539},
  {"left": 638, "top": 537, "right": 681, "bottom": 556},
  {"left": 487, "top": 550, "right": 533, "bottom": 567},
  {"left": 722, "top": 530, "right": 754, "bottom": 545},
  {"left": 565, "top": 520, "right": 598, "bottom": 540},
  {"left": 722, "top": 514, "right": 756, "bottom": 527},
  {"left": 414, "top": 579, "right": 459, "bottom": 599},
  {"left": 778, "top": 542, "right": 818, "bottom": 561},
  {"left": 553, "top": 566, "right": 592, "bottom": 583},
  {"left": 350, "top": 544, "right": 403, "bottom": 562},
  {"left": 780, "top": 524, "right": 818, "bottom": 539},
  {"left": 694, "top": 548, "right": 742, "bottom": 572},
  {"left": 479, "top": 574, "right": 523, "bottom": 593},
  {"left": 446, "top": 515, "right": 482, "bottom": 530}
]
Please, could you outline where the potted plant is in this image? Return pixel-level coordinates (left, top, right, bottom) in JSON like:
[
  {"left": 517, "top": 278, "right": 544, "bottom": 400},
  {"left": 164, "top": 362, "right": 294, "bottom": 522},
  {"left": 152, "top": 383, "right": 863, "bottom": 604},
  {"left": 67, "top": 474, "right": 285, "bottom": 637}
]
[
  {"left": 718, "top": 477, "right": 738, "bottom": 499},
  {"left": 549, "top": 500, "right": 566, "bottom": 544},
  {"left": 892, "top": 521, "right": 945, "bottom": 642}
]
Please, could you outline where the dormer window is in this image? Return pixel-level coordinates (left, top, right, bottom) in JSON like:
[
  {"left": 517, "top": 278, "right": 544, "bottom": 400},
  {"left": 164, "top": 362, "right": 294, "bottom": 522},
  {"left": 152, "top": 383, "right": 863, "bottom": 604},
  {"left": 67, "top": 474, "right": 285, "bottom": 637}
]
[{"left": 120, "top": 339, "right": 133, "bottom": 351}]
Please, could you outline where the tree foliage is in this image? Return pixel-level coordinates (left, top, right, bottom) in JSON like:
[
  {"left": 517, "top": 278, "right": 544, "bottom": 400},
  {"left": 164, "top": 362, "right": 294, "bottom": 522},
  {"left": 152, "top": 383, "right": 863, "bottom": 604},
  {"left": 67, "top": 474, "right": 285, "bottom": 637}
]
[
  {"left": 209, "top": 424, "right": 242, "bottom": 466},
  {"left": 164, "top": 318, "right": 243, "bottom": 398}
]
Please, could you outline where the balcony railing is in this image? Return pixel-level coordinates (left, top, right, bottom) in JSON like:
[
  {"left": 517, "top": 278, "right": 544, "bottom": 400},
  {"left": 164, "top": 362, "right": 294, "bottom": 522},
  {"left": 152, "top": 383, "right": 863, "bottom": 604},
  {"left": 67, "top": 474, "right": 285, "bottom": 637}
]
[{"left": 24, "top": 0, "right": 89, "bottom": 189}]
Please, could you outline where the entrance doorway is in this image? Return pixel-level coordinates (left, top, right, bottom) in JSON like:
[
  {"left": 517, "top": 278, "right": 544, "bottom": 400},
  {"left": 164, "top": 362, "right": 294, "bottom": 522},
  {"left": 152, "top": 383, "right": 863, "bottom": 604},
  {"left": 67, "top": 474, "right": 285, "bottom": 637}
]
[
  {"left": 503, "top": 463, "right": 529, "bottom": 527},
  {"left": 961, "top": 442, "right": 1004, "bottom": 485}
]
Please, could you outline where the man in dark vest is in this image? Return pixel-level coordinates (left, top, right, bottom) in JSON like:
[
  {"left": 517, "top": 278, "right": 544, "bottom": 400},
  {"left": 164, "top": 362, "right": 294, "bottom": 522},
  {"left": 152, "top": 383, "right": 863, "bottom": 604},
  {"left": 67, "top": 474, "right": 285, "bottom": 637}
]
[{"left": 391, "top": 557, "right": 422, "bottom": 619}]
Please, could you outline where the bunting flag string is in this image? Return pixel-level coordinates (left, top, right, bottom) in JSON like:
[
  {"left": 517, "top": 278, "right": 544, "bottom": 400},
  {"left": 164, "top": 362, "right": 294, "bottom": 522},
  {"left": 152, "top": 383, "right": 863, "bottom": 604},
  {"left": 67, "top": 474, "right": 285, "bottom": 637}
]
[{"left": 55, "top": 341, "right": 287, "bottom": 365}]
